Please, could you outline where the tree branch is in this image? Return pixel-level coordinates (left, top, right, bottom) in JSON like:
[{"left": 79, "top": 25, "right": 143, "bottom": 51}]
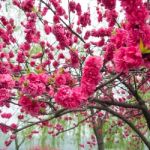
[
  {"left": 40, "top": 0, "right": 85, "bottom": 43},
  {"left": 95, "top": 73, "right": 122, "bottom": 91},
  {"left": 89, "top": 105, "right": 150, "bottom": 149},
  {"left": 120, "top": 78, "right": 150, "bottom": 130},
  {"left": 92, "top": 99, "right": 141, "bottom": 109},
  {"left": 56, "top": 111, "right": 98, "bottom": 136}
]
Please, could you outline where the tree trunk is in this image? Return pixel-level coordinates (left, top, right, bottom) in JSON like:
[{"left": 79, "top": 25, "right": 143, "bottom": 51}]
[{"left": 93, "top": 117, "right": 104, "bottom": 150}]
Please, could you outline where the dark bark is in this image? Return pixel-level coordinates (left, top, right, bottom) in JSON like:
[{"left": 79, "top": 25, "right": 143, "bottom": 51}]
[
  {"left": 91, "top": 109, "right": 104, "bottom": 150},
  {"left": 93, "top": 118, "right": 104, "bottom": 150},
  {"left": 90, "top": 105, "right": 150, "bottom": 150},
  {"left": 122, "top": 80, "right": 150, "bottom": 130}
]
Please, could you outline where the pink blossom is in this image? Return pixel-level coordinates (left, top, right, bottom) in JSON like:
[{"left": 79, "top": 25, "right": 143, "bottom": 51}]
[
  {"left": 19, "top": 73, "right": 46, "bottom": 96},
  {"left": 1, "top": 113, "right": 12, "bottom": 119},
  {"left": 17, "top": 51, "right": 25, "bottom": 63},
  {"left": 19, "top": 96, "right": 41, "bottom": 116},
  {"left": 104, "top": 43, "right": 115, "bottom": 62},
  {"left": 20, "top": 42, "right": 31, "bottom": 51},
  {"left": 76, "top": 3, "right": 82, "bottom": 16},
  {"left": 113, "top": 46, "right": 143, "bottom": 73},
  {"left": 0, "top": 74, "right": 15, "bottom": 89},
  {"left": 104, "top": 9, "right": 118, "bottom": 27},
  {"left": 0, "top": 88, "right": 10, "bottom": 102},
  {"left": 69, "top": 50, "right": 80, "bottom": 68},
  {"left": 5, "top": 140, "right": 12, "bottom": 146},
  {"left": 78, "top": 12, "right": 91, "bottom": 27},
  {"left": 21, "top": 0, "right": 35, "bottom": 12},
  {"left": 55, "top": 86, "right": 85, "bottom": 109},
  {"left": 81, "top": 56, "right": 103, "bottom": 97},
  {"left": 80, "top": 82, "right": 96, "bottom": 98},
  {"left": 22, "top": 81, "right": 45, "bottom": 96},
  {"left": 56, "top": 6, "right": 65, "bottom": 16},
  {"left": 0, "top": 124, "right": 9, "bottom": 134},
  {"left": 55, "top": 71, "right": 74, "bottom": 87},
  {"left": 44, "top": 24, "right": 51, "bottom": 35},
  {"left": 41, "top": 7, "right": 48, "bottom": 16},
  {"left": 69, "top": 1, "right": 76, "bottom": 13},
  {"left": 82, "top": 66, "right": 101, "bottom": 85},
  {"left": 55, "top": 74, "right": 67, "bottom": 87},
  {"left": 101, "top": 0, "right": 116, "bottom": 10},
  {"left": 53, "top": 15, "right": 60, "bottom": 24},
  {"left": 52, "top": 24, "right": 69, "bottom": 49},
  {"left": 84, "top": 56, "right": 103, "bottom": 69}
]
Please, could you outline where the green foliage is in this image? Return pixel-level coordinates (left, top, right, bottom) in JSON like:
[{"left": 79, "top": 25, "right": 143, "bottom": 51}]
[{"left": 30, "top": 44, "right": 42, "bottom": 55}]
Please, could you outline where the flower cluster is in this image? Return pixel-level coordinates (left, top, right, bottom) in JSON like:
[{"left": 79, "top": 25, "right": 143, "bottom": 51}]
[
  {"left": 69, "top": 49, "right": 80, "bottom": 68},
  {"left": 78, "top": 12, "right": 91, "bottom": 27},
  {"left": 21, "top": 0, "right": 35, "bottom": 12},
  {"left": 103, "top": 0, "right": 150, "bottom": 70},
  {"left": 0, "top": 17, "right": 15, "bottom": 45},
  {"left": 23, "top": 13, "right": 40, "bottom": 43},
  {"left": 52, "top": 24, "right": 70, "bottom": 49},
  {"left": 19, "top": 73, "right": 48, "bottom": 97},
  {"left": 55, "top": 86, "right": 85, "bottom": 109},
  {"left": 55, "top": 71, "right": 74, "bottom": 87},
  {"left": 101, "top": 0, "right": 116, "bottom": 10},
  {"left": 81, "top": 56, "right": 103, "bottom": 97},
  {"left": 113, "top": 46, "right": 143, "bottom": 73},
  {"left": 0, "top": 74, "right": 15, "bottom": 104},
  {"left": 54, "top": 56, "right": 102, "bottom": 109},
  {"left": 19, "top": 96, "right": 46, "bottom": 116}
]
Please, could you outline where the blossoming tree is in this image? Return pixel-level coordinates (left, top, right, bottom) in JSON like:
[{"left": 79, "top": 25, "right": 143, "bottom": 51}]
[{"left": 0, "top": 0, "right": 150, "bottom": 149}]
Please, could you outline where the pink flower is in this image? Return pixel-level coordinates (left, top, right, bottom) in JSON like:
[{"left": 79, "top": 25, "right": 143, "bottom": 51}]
[
  {"left": 22, "top": 82, "right": 45, "bottom": 96},
  {"left": 101, "top": 0, "right": 116, "bottom": 10},
  {"left": 104, "top": 9, "right": 118, "bottom": 27},
  {"left": 21, "top": 0, "right": 35, "bottom": 12},
  {"left": 84, "top": 56, "right": 103, "bottom": 69},
  {"left": 55, "top": 71, "right": 74, "bottom": 87},
  {"left": 56, "top": 6, "right": 65, "bottom": 16},
  {"left": 81, "top": 56, "right": 103, "bottom": 97},
  {"left": 55, "top": 86, "right": 85, "bottom": 109},
  {"left": 52, "top": 24, "right": 69, "bottom": 49},
  {"left": 39, "top": 73, "right": 49, "bottom": 84},
  {"left": 69, "top": 50, "right": 80, "bottom": 68},
  {"left": 104, "top": 43, "right": 115, "bottom": 62},
  {"left": 76, "top": 3, "right": 82, "bottom": 16},
  {"left": 82, "top": 66, "right": 101, "bottom": 85},
  {"left": 0, "top": 88, "right": 10, "bottom": 102},
  {"left": 20, "top": 42, "right": 30, "bottom": 51},
  {"left": 1, "top": 113, "right": 12, "bottom": 119},
  {"left": 55, "top": 74, "right": 67, "bottom": 87},
  {"left": 41, "top": 7, "right": 48, "bottom": 16},
  {"left": 78, "top": 12, "right": 91, "bottom": 27},
  {"left": 0, "top": 74, "right": 15, "bottom": 89},
  {"left": 19, "top": 96, "right": 32, "bottom": 107},
  {"left": 19, "top": 96, "right": 41, "bottom": 116},
  {"left": 19, "top": 73, "right": 46, "bottom": 96},
  {"left": 53, "top": 15, "right": 60, "bottom": 23},
  {"left": 0, "top": 124, "right": 9, "bottom": 133},
  {"left": 22, "top": 82, "right": 38, "bottom": 96},
  {"left": 44, "top": 24, "right": 51, "bottom": 35},
  {"left": 69, "top": 1, "right": 76, "bottom": 13},
  {"left": 17, "top": 51, "right": 25, "bottom": 63},
  {"left": 5, "top": 140, "right": 12, "bottom": 146},
  {"left": 80, "top": 82, "right": 96, "bottom": 98},
  {"left": 113, "top": 46, "right": 143, "bottom": 73}
]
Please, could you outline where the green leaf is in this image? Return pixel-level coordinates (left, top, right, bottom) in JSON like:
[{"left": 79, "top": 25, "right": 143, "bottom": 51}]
[
  {"left": 30, "top": 44, "right": 42, "bottom": 55},
  {"left": 139, "top": 39, "right": 150, "bottom": 54}
]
